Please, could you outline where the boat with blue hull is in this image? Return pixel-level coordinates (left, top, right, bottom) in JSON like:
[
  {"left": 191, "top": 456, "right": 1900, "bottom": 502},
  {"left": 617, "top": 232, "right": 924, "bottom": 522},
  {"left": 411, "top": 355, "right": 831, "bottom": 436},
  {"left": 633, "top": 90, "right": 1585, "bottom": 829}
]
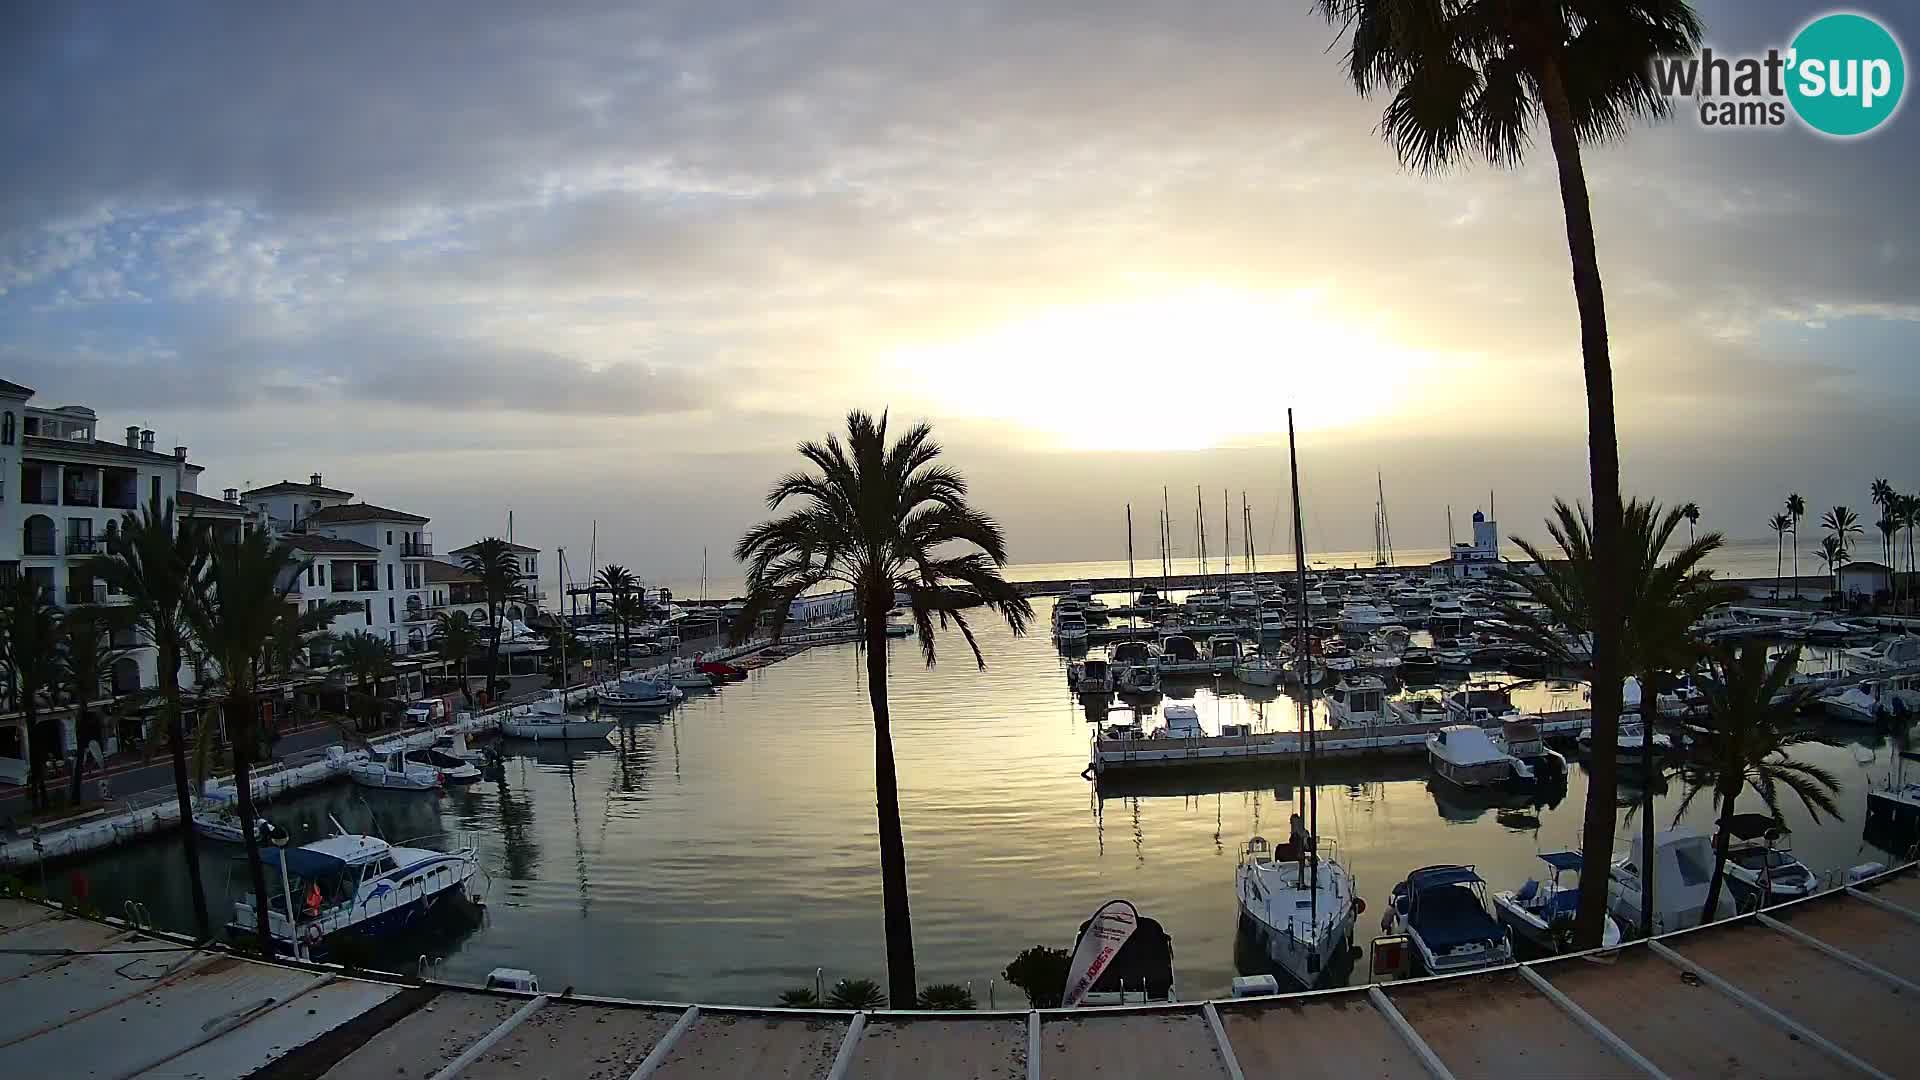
[{"left": 229, "top": 828, "right": 482, "bottom": 959}]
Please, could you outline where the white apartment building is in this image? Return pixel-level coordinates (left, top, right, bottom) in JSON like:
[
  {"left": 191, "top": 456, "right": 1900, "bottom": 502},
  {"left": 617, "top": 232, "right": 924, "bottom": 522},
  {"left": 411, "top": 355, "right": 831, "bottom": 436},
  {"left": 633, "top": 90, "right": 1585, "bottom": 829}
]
[
  {"left": 239, "top": 480, "right": 438, "bottom": 657},
  {"left": 0, "top": 379, "right": 240, "bottom": 767}
]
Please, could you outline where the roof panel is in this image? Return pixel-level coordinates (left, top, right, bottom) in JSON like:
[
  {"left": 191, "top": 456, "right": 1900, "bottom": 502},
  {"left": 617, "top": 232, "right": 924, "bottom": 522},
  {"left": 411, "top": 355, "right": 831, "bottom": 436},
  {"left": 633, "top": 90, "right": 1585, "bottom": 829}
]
[
  {"left": 1385, "top": 968, "right": 1638, "bottom": 1078},
  {"left": 142, "top": 975, "right": 401, "bottom": 1080},
  {"left": 1039, "top": 1008, "right": 1229, "bottom": 1080},
  {"left": 1772, "top": 892, "right": 1920, "bottom": 985},
  {"left": 845, "top": 1016, "right": 1027, "bottom": 1080},
  {"left": 648, "top": 1012, "right": 847, "bottom": 1080},
  {"left": 1219, "top": 993, "right": 1428, "bottom": 1079},
  {"left": 460, "top": 1002, "right": 681, "bottom": 1080},
  {"left": 318, "top": 991, "right": 525, "bottom": 1080}
]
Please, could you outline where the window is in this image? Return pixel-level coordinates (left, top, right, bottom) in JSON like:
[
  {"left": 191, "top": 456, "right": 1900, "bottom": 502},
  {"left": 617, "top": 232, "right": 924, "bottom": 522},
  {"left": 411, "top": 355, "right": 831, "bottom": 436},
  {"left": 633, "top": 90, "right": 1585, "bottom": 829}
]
[
  {"left": 150, "top": 476, "right": 160, "bottom": 506},
  {"left": 319, "top": 563, "right": 327, "bottom": 586},
  {"left": 387, "top": 597, "right": 395, "bottom": 623},
  {"left": 1, "top": 412, "right": 11, "bottom": 445},
  {"left": 363, "top": 599, "right": 372, "bottom": 625},
  {"left": 386, "top": 564, "right": 393, "bottom": 590},
  {"left": 386, "top": 530, "right": 393, "bottom": 545},
  {"left": 306, "top": 565, "right": 314, "bottom": 587}
]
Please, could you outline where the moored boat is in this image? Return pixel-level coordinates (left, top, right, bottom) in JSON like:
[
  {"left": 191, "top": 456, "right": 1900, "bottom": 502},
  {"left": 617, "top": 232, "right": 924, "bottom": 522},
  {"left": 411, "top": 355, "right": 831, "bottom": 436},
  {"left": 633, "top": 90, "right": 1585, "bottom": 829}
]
[
  {"left": 1492, "top": 851, "right": 1623, "bottom": 953},
  {"left": 1382, "top": 865, "right": 1514, "bottom": 975},
  {"left": 596, "top": 676, "right": 684, "bottom": 711},
  {"left": 1236, "top": 829, "right": 1358, "bottom": 989},
  {"left": 348, "top": 748, "right": 441, "bottom": 791},
  {"left": 231, "top": 827, "right": 481, "bottom": 959}
]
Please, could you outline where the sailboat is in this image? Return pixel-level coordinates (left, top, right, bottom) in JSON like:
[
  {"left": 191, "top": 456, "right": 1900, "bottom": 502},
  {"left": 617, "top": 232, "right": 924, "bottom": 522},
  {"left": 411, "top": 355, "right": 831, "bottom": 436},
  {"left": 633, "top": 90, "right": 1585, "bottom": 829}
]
[{"left": 1235, "top": 410, "right": 1359, "bottom": 989}]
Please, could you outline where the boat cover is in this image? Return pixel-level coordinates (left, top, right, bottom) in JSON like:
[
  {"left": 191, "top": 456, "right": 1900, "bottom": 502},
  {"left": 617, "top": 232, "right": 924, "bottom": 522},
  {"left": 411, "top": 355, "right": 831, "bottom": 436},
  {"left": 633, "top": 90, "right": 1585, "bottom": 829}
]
[
  {"left": 1411, "top": 884, "right": 1502, "bottom": 951},
  {"left": 1537, "top": 851, "right": 1583, "bottom": 873}
]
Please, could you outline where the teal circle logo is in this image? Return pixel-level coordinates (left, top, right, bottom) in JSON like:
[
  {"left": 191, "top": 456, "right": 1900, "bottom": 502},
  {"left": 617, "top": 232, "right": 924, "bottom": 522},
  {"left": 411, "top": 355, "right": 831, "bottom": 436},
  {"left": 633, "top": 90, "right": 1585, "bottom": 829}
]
[{"left": 1787, "top": 12, "right": 1906, "bottom": 137}]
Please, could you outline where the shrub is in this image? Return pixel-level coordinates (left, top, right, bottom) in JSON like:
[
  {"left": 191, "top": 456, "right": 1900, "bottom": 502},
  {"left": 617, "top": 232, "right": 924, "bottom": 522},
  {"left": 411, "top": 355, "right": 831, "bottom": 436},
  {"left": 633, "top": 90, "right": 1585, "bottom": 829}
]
[
  {"left": 915, "top": 983, "right": 977, "bottom": 1010},
  {"left": 1002, "top": 945, "right": 1071, "bottom": 1008},
  {"left": 825, "top": 977, "right": 886, "bottom": 1009}
]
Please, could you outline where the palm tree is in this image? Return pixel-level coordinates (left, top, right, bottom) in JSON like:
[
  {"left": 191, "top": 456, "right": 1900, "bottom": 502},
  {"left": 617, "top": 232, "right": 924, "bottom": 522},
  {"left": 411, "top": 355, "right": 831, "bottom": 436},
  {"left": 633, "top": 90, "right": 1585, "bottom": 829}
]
[
  {"left": 96, "top": 499, "right": 213, "bottom": 938},
  {"left": 1680, "top": 502, "right": 1701, "bottom": 545},
  {"left": 1497, "top": 498, "right": 1732, "bottom": 941},
  {"left": 733, "top": 410, "right": 1033, "bottom": 1005},
  {"left": 1822, "top": 506, "right": 1861, "bottom": 599},
  {"left": 1312, "top": 1, "right": 1704, "bottom": 948},
  {"left": 1767, "top": 513, "right": 1791, "bottom": 600},
  {"left": 1900, "top": 494, "right": 1920, "bottom": 613},
  {"left": 459, "top": 539, "right": 524, "bottom": 701},
  {"left": 58, "top": 605, "right": 132, "bottom": 806},
  {"left": 594, "top": 564, "right": 637, "bottom": 665},
  {"left": 431, "top": 610, "right": 482, "bottom": 707},
  {"left": 1870, "top": 477, "right": 1895, "bottom": 564},
  {"left": 187, "top": 531, "right": 340, "bottom": 955},
  {"left": 0, "top": 577, "right": 64, "bottom": 811},
  {"left": 1674, "top": 644, "right": 1841, "bottom": 922},
  {"left": 332, "top": 631, "right": 397, "bottom": 731},
  {"left": 1816, "top": 535, "right": 1845, "bottom": 600},
  {"left": 1785, "top": 493, "right": 1806, "bottom": 598},
  {"left": 605, "top": 593, "right": 648, "bottom": 671},
  {"left": 1876, "top": 516, "right": 1899, "bottom": 598}
]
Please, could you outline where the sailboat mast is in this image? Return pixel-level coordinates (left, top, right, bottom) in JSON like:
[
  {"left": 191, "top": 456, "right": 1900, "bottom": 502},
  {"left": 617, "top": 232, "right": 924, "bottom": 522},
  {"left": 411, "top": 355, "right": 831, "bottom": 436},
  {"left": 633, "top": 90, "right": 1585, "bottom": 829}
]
[
  {"left": 1287, "top": 409, "right": 1318, "bottom": 928},
  {"left": 1243, "top": 493, "right": 1255, "bottom": 581},
  {"left": 1126, "top": 504, "right": 1136, "bottom": 631},
  {"left": 1162, "top": 486, "right": 1171, "bottom": 581},
  {"left": 1223, "top": 488, "right": 1232, "bottom": 582},
  {"left": 1195, "top": 486, "right": 1207, "bottom": 587}
]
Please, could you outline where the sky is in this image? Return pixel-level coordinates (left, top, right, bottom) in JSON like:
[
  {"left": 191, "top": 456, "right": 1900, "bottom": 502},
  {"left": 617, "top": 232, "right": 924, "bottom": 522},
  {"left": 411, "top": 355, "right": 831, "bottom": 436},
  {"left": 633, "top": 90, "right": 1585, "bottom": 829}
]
[{"left": 3, "top": 1, "right": 1916, "bottom": 589}]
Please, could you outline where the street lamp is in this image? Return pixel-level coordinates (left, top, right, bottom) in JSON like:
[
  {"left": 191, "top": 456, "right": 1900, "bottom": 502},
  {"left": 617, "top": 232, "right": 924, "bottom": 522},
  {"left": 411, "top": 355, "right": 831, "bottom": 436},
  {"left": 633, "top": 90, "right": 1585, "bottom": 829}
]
[{"left": 267, "top": 823, "right": 299, "bottom": 960}]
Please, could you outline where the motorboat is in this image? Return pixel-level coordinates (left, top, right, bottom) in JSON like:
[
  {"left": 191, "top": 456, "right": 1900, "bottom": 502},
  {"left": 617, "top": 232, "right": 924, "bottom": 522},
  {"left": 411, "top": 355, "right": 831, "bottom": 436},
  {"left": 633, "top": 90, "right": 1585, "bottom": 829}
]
[
  {"left": 1866, "top": 750, "right": 1920, "bottom": 834},
  {"left": 666, "top": 660, "right": 714, "bottom": 690},
  {"left": 231, "top": 826, "right": 481, "bottom": 959},
  {"left": 697, "top": 660, "right": 749, "bottom": 681},
  {"left": 597, "top": 675, "right": 684, "bottom": 711},
  {"left": 1156, "top": 703, "right": 1204, "bottom": 738},
  {"left": 348, "top": 748, "right": 441, "bottom": 791},
  {"left": 1577, "top": 721, "right": 1674, "bottom": 760},
  {"left": 1607, "top": 827, "right": 1727, "bottom": 934},
  {"left": 1206, "top": 634, "right": 1242, "bottom": 672},
  {"left": 1117, "top": 662, "right": 1162, "bottom": 697},
  {"left": 1443, "top": 684, "right": 1518, "bottom": 726},
  {"left": 1399, "top": 647, "right": 1439, "bottom": 678},
  {"left": 1232, "top": 654, "right": 1283, "bottom": 687},
  {"left": 1067, "top": 581, "right": 1096, "bottom": 603},
  {"left": 1155, "top": 634, "right": 1212, "bottom": 676},
  {"left": 1337, "top": 603, "right": 1396, "bottom": 635},
  {"left": 1494, "top": 716, "right": 1566, "bottom": 782},
  {"left": 1718, "top": 815, "right": 1818, "bottom": 909},
  {"left": 884, "top": 608, "right": 915, "bottom": 638},
  {"left": 1382, "top": 865, "right": 1514, "bottom": 976},
  {"left": 1804, "top": 618, "right": 1873, "bottom": 643},
  {"left": 490, "top": 618, "right": 551, "bottom": 656},
  {"left": 1228, "top": 588, "right": 1261, "bottom": 613},
  {"left": 1072, "top": 658, "right": 1116, "bottom": 697},
  {"left": 1818, "top": 677, "right": 1920, "bottom": 724},
  {"left": 1624, "top": 674, "right": 1705, "bottom": 719},
  {"left": 1843, "top": 633, "right": 1920, "bottom": 672},
  {"left": 1236, "top": 831, "right": 1358, "bottom": 989},
  {"left": 1427, "top": 725, "right": 1534, "bottom": 789},
  {"left": 1492, "top": 851, "right": 1623, "bottom": 953},
  {"left": 1774, "top": 664, "right": 1848, "bottom": 706},
  {"left": 501, "top": 695, "right": 621, "bottom": 739},
  {"left": 1054, "top": 612, "right": 1090, "bottom": 644},
  {"left": 192, "top": 790, "right": 271, "bottom": 845},
  {"left": 432, "top": 730, "right": 490, "bottom": 767},
  {"left": 1325, "top": 674, "right": 1395, "bottom": 729},
  {"left": 404, "top": 746, "right": 482, "bottom": 784},
  {"left": 1353, "top": 647, "right": 1402, "bottom": 673}
]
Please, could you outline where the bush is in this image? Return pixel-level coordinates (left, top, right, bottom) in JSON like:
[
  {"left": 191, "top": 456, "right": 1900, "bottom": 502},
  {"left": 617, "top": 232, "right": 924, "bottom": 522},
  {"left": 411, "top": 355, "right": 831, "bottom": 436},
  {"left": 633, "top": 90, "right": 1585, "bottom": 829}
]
[
  {"left": 915, "top": 983, "right": 977, "bottom": 1010},
  {"left": 825, "top": 977, "right": 886, "bottom": 1009},
  {"left": 776, "top": 987, "right": 820, "bottom": 1007},
  {"left": 1002, "top": 945, "right": 1071, "bottom": 1008}
]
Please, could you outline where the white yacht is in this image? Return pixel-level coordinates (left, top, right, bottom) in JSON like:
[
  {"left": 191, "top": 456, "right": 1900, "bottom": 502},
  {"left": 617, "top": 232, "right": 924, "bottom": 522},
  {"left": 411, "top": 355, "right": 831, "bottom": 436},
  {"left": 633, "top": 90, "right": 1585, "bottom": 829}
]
[
  {"left": 1337, "top": 603, "right": 1395, "bottom": 635},
  {"left": 1426, "top": 725, "right": 1534, "bottom": 789},
  {"left": 233, "top": 827, "right": 480, "bottom": 959},
  {"left": 404, "top": 746, "right": 482, "bottom": 784},
  {"left": 597, "top": 674, "right": 683, "bottom": 711},
  {"left": 1608, "top": 828, "right": 1727, "bottom": 935},
  {"left": 1577, "top": 721, "right": 1674, "bottom": 759},
  {"left": 348, "top": 748, "right": 441, "bottom": 791},
  {"left": 1232, "top": 654, "right": 1283, "bottom": 687},
  {"left": 1157, "top": 703, "right": 1204, "bottom": 738},
  {"left": 1442, "top": 684, "right": 1518, "bottom": 726},
  {"left": 501, "top": 694, "right": 620, "bottom": 738},
  {"left": 1844, "top": 633, "right": 1920, "bottom": 672},
  {"left": 1071, "top": 657, "right": 1116, "bottom": 697},
  {"left": 1818, "top": 677, "right": 1920, "bottom": 724},
  {"left": 1154, "top": 634, "right": 1212, "bottom": 675},
  {"left": 192, "top": 790, "right": 271, "bottom": 845},
  {"left": 1206, "top": 633, "right": 1242, "bottom": 672},
  {"left": 1325, "top": 674, "right": 1395, "bottom": 729},
  {"left": 1719, "top": 818, "right": 1818, "bottom": 909},
  {"left": 1383, "top": 865, "right": 1514, "bottom": 976},
  {"left": 1053, "top": 611, "right": 1090, "bottom": 644},
  {"left": 1492, "top": 852, "right": 1623, "bottom": 953},
  {"left": 1866, "top": 749, "right": 1920, "bottom": 834},
  {"left": 1227, "top": 588, "right": 1261, "bottom": 613},
  {"left": 1236, "top": 830, "right": 1358, "bottom": 989}
]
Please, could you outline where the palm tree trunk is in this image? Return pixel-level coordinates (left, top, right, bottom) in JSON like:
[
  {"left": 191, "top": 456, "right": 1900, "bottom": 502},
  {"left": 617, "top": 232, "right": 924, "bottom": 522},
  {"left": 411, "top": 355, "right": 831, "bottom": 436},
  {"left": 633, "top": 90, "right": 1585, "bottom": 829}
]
[
  {"left": 459, "top": 658, "right": 474, "bottom": 708},
  {"left": 160, "top": 643, "right": 212, "bottom": 940},
  {"left": 865, "top": 592, "right": 916, "bottom": 1007},
  {"left": 24, "top": 698, "right": 45, "bottom": 812},
  {"left": 1791, "top": 526, "right": 1799, "bottom": 599},
  {"left": 1538, "top": 55, "right": 1626, "bottom": 951},
  {"left": 1774, "top": 533, "right": 1783, "bottom": 599},
  {"left": 229, "top": 691, "right": 275, "bottom": 955},
  {"left": 68, "top": 705, "right": 90, "bottom": 806},
  {"left": 1640, "top": 669, "right": 1657, "bottom": 938},
  {"left": 1701, "top": 789, "right": 1735, "bottom": 925},
  {"left": 488, "top": 602, "right": 503, "bottom": 700}
]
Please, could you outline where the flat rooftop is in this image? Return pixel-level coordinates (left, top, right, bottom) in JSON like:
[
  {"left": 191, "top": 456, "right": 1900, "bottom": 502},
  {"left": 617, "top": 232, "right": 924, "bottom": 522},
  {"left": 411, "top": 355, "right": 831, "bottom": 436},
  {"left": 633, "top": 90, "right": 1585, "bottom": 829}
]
[{"left": 0, "top": 861, "right": 1914, "bottom": 1079}]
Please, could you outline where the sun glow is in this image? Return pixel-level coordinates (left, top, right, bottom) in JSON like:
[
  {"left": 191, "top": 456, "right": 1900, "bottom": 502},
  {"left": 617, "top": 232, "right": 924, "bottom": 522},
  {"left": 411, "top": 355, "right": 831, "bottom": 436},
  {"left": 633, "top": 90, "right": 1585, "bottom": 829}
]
[{"left": 889, "top": 286, "right": 1442, "bottom": 451}]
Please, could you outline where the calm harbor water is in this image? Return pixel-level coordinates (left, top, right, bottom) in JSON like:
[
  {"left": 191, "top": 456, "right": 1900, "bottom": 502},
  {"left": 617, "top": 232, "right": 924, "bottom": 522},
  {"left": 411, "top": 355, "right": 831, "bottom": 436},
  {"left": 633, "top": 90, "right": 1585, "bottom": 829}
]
[{"left": 43, "top": 595, "right": 1915, "bottom": 1005}]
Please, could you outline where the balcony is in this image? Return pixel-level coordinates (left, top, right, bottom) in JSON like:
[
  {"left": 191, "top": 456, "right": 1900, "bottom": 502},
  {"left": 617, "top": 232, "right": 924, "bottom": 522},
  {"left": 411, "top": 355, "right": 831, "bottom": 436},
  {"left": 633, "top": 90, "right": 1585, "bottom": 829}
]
[
  {"left": 63, "top": 486, "right": 101, "bottom": 508},
  {"left": 21, "top": 488, "right": 59, "bottom": 506},
  {"left": 402, "top": 534, "right": 434, "bottom": 557},
  {"left": 65, "top": 582, "right": 108, "bottom": 605},
  {"left": 65, "top": 534, "right": 104, "bottom": 556}
]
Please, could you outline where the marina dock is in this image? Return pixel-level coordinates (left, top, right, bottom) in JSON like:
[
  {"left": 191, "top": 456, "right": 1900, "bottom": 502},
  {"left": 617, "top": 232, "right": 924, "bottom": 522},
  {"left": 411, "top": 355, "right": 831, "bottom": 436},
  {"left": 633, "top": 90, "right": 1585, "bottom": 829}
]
[
  {"left": 2, "top": 861, "right": 1915, "bottom": 1078},
  {"left": 1089, "top": 711, "right": 1595, "bottom": 776}
]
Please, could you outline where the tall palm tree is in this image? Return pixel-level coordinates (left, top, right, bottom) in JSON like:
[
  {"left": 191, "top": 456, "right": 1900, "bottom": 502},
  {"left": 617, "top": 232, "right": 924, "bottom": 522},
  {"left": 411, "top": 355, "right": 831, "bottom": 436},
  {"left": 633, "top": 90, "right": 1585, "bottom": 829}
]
[
  {"left": 605, "top": 593, "right": 648, "bottom": 671},
  {"left": 1497, "top": 498, "right": 1732, "bottom": 941},
  {"left": 1822, "top": 506, "right": 1861, "bottom": 599},
  {"left": 58, "top": 605, "right": 132, "bottom": 806},
  {"left": 1680, "top": 502, "right": 1701, "bottom": 545},
  {"left": 0, "top": 577, "right": 64, "bottom": 811},
  {"left": 1870, "top": 477, "right": 1894, "bottom": 564},
  {"left": 1785, "top": 493, "right": 1806, "bottom": 598},
  {"left": 1876, "top": 516, "right": 1899, "bottom": 596},
  {"left": 1816, "top": 535, "right": 1845, "bottom": 600},
  {"left": 1312, "top": 1, "right": 1703, "bottom": 949},
  {"left": 1674, "top": 644, "right": 1840, "bottom": 921},
  {"left": 96, "top": 499, "right": 213, "bottom": 938},
  {"left": 431, "top": 610, "right": 482, "bottom": 708},
  {"left": 1767, "top": 513, "right": 1791, "bottom": 600},
  {"left": 1900, "top": 494, "right": 1920, "bottom": 613},
  {"left": 594, "top": 564, "right": 637, "bottom": 665},
  {"left": 733, "top": 410, "right": 1032, "bottom": 1004},
  {"left": 459, "top": 539, "right": 524, "bottom": 701},
  {"left": 186, "top": 531, "right": 339, "bottom": 955},
  {"left": 332, "top": 631, "right": 396, "bottom": 731}
]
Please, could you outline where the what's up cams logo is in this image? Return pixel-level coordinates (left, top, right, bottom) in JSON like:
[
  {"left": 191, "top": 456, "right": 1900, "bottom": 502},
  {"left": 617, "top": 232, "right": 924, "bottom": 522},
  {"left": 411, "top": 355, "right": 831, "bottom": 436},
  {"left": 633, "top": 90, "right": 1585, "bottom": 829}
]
[{"left": 1653, "top": 11, "right": 1906, "bottom": 137}]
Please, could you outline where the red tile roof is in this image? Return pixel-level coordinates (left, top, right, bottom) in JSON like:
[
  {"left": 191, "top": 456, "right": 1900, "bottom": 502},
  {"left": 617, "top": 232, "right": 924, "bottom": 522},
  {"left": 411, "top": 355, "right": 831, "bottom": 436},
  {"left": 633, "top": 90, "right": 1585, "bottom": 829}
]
[
  {"left": 241, "top": 480, "right": 356, "bottom": 499},
  {"left": 302, "top": 502, "right": 429, "bottom": 525},
  {"left": 283, "top": 535, "right": 381, "bottom": 555}
]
